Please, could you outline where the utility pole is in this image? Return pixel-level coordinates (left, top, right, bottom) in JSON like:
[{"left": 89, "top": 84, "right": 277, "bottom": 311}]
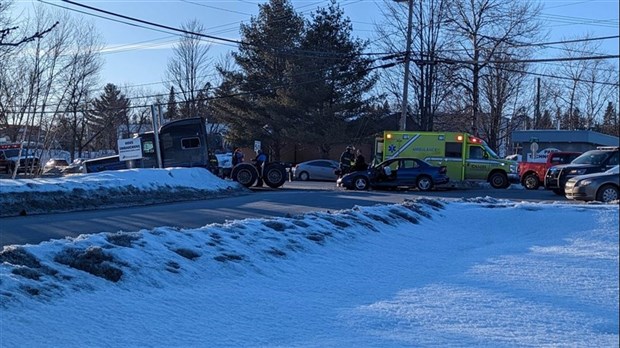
[
  {"left": 396, "top": 0, "right": 414, "bottom": 131},
  {"left": 535, "top": 78, "right": 541, "bottom": 129}
]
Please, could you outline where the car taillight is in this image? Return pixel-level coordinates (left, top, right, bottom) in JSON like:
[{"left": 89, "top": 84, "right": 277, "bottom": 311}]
[{"left": 439, "top": 166, "right": 447, "bottom": 174}]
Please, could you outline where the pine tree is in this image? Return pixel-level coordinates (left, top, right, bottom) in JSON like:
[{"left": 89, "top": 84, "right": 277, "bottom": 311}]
[
  {"left": 164, "top": 86, "right": 179, "bottom": 121},
  {"left": 89, "top": 83, "right": 130, "bottom": 152},
  {"left": 601, "top": 102, "right": 619, "bottom": 137},
  {"left": 213, "top": 0, "right": 305, "bottom": 160},
  {"left": 292, "top": 0, "right": 376, "bottom": 157}
]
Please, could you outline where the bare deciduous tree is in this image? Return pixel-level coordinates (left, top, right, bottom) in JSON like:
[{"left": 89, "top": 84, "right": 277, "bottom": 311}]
[
  {"left": 165, "top": 19, "right": 212, "bottom": 120},
  {"left": 445, "top": 0, "right": 542, "bottom": 135}
]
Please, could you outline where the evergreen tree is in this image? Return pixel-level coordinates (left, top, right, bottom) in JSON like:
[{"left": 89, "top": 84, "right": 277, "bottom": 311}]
[
  {"left": 601, "top": 102, "right": 619, "bottom": 137},
  {"left": 292, "top": 0, "right": 376, "bottom": 157},
  {"left": 213, "top": 0, "right": 304, "bottom": 160},
  {"left": 164, "top": 86, "right": 179, "bottom": 121},
  {"left": 89, "top": 83, "right": 130, "bottom": 152}
]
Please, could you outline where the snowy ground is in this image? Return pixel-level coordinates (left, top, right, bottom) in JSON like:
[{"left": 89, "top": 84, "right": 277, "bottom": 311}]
[
  {"left": 0, "top": 168, "right": 247, "bottom": 217},
  {"left": 0, "top": 169, "right": 618, "bottom": 347}
]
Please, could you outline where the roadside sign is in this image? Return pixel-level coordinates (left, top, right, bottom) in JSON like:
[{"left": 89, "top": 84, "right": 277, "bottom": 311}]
[
  {"left": 254, "top": 140, "right": 261, "bottom": 153},
  {"left": 530, "top": 142, "right": 539, "bottom": 154},
  {"left": 118, "top": 138, "right": 142, "bottom": 161}
]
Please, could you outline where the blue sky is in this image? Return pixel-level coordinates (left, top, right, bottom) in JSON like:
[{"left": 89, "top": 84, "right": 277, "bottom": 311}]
[{"left": 15, "top": 0, "right": 620, "bottom": 92}]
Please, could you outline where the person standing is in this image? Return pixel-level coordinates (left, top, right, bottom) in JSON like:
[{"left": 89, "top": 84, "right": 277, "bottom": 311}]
[
  {"left": 353, "top": 149, "right": 368, "bottom": 171},
  {"left": 254, "top": 149, "right": 268, "bottom": 187},
  {"left": 232, "top": 147, "right": 244, "bottom": 166},
  {"left": 339, "top": 145, "right": 355, "bottom": 177}
]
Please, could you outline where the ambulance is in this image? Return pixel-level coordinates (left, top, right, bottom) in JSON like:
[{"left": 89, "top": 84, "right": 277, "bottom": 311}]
[{"left": 374, "top": 131, "right": 518, "bottom": 188}]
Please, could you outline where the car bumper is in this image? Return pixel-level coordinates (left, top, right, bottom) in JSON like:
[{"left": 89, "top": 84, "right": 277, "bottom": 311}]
[
  {"left": 435, "top": 177, "right": 450, "bottom": 185},
  {"left": 564, "top": 182, "right": 594, "bottom": 201},
  {"left": 508, "top": 173, "right": 520, "bottom": 184}
]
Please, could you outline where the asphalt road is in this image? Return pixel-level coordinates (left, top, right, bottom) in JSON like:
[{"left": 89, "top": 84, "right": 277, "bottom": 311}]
[{"left": 1, "top": 181, "right": 568, "bottom": 247}]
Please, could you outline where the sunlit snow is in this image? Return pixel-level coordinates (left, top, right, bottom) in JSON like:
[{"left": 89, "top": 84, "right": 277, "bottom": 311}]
[{"left": 0, "top": 169, "right": 618, "bottom": 347}]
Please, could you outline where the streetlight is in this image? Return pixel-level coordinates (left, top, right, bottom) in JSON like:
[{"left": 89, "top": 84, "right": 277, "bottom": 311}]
[{"left": 395, "top": 0, "right": 414, "bottom": 131}]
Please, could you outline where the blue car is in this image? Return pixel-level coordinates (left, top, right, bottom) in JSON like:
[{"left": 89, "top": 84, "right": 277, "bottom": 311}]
[{"left": 338, "top": 157, "right": 449, "bottom": 191}]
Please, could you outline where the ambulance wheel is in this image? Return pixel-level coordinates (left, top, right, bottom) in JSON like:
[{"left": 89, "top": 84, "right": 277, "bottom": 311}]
[
  {"left": 231, "top": 163, "right": 258, "bottom": 188},
  {"left": 263, "top": 163, "right": 287, "bottom": 188},
  {"left": 489, "top": 172, "right": 508, "bottom": 189}
]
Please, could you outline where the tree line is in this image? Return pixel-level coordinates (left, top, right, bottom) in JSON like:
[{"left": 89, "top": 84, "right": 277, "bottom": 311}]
[{"left": 1, "top": 0, "right": 618, "bottom": 163}]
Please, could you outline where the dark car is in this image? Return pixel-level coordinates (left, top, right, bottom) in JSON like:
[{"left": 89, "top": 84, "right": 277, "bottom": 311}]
[
  {"left": 544, "top": 147, "right": 619, "bottom": 195},
  {"left": 337, "top": 157, "right": 449, "bottom": 191},
  {"left": 565, "top": 165, "right": 619, "bottom": 203}
]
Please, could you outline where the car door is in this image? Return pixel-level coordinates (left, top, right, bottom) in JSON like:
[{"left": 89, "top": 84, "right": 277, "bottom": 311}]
[
  {"left": 312, "top": 161, "right": 334, "bottom": 180},
  {"left": 395, "top": 159, "right": 418, "bottom": 185},
  {"left": 465, "top": 145, "right": 491, "bottom": 180}
]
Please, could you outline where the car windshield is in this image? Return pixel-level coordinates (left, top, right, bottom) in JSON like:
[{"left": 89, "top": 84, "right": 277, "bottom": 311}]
[
  {"left": 572, "top": 151, "right": 609, "bottom": 165},
  {"left": 605, "top": 165, "right": 619, "bottom": 174}
]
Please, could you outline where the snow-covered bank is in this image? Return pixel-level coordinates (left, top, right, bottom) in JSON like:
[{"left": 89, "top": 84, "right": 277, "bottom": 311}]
[
  {"left": 0, "top": 168, "right": 247, "bottom": 217},
  {"left": 1, "top": 198, "right": 617, "bottom": 347}
]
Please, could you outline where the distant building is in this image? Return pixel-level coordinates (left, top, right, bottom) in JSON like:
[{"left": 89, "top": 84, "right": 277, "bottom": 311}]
[{"left": 512, "top": 130, "right": 619, "bottom": 162}]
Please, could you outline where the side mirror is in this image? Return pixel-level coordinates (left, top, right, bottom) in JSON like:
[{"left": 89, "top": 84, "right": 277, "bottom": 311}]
[{"left": 483, "top": 152, "right": 489, "bottom": 159}]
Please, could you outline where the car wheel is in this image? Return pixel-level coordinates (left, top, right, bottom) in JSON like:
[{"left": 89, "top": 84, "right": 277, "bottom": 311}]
[
  {"left": 299, "top": 171, "right": 310, "bottom": 181},
  {"left": 416, "top": 175, "right": 433, "bottom": 191},
  {"left": 263, "top": 163, "right": 287, "bottom": 188},
  {"left": 231, "top": 163, "right": 258, "bottom": 188},
  {"left": 522, "top": 173, "right": 539, "bottom": 190},
  {"left": 353, "top": 176, "right": 369, "bottom": 190},
  {"left": 596, "top": 184, "right": 618, "bottom": 203},
  {"left": 489, "top": 172, "right": 508, "bottom": 189}
]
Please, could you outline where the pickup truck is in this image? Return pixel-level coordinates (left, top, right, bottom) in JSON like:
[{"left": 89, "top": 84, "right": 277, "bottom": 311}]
[{"left": 518, "top": 151, "right": 581, "bottom": 190}]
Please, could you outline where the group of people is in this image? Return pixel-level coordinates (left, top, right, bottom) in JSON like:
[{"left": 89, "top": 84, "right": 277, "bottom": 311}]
[{"left": 338, "top": 145, "right": 367, "bottom": 177}]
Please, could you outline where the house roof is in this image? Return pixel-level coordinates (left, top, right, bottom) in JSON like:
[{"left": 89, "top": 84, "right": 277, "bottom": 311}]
[{"left": 512, "top": 130, "right": 619, "bottom": 146}]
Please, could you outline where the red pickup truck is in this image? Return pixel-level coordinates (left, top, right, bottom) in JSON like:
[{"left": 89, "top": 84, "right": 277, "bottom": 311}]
[{"left": 518, "top": 152, "right": 581, "bottom": 190}]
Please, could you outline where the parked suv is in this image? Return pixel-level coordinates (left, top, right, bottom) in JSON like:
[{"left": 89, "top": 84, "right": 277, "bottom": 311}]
[{"left": 544, "top": 147, "right": 619, "bottom": 195}]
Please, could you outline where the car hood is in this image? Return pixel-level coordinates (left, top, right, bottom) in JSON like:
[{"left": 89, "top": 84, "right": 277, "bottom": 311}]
[
  {"left": 551, "top": 163, "right": 598, "bottom": 170},
  {"left": 570, "top": 171, "right": 620, "bottom": 181}
]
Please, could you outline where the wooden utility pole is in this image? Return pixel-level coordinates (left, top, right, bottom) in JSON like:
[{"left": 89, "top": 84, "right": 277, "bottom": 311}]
[{"left": 396, "top": 0, "right": 414, "bottom": 131}]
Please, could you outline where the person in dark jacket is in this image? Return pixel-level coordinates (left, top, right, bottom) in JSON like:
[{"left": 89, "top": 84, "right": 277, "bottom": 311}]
[
  {"left": 339, "top": 146, "right": 355, "bottom": 177},
  {"left": 254, "top": 149, "right": 268, "bottom": 187},
  {"left": 353, "top": 149, "right": 368, "bottom": 171},
  {"left": 232, "top": 147, "right": 244, "bottom": 166}
]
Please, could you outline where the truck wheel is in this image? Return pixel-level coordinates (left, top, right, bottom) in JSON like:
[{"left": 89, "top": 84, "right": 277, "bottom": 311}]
[
  {"left": 596, "top": 184, "right": 618, "bottom": 203},
  {"left": 522, "top": 173, "right": 540, "bottom": 190},
  {"left": 489, "top": 172, "right": 508, "bottom": 189},
  {"left": 231, "top": 163, "right": 258, "bottom": 188},
  {"left": 263, "top": 163, "right": 287, "bottom": 188},
  {"left": 416, "top": 175, "right": 433, "bottom": 191},
  {"left": 353, "top": 176, "right": 369, "bottom": 190}
]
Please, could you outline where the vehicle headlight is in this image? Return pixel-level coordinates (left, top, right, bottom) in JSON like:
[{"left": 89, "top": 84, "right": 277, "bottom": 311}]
[
  {"left": 510, "top": 164, "right": 517, "bottom": 173},
  {"left": 568, "top": 168, "right": 587, "bottom": 175},
  {"left": 578, "top": 179, "right": 592, "bottom": 186}
]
